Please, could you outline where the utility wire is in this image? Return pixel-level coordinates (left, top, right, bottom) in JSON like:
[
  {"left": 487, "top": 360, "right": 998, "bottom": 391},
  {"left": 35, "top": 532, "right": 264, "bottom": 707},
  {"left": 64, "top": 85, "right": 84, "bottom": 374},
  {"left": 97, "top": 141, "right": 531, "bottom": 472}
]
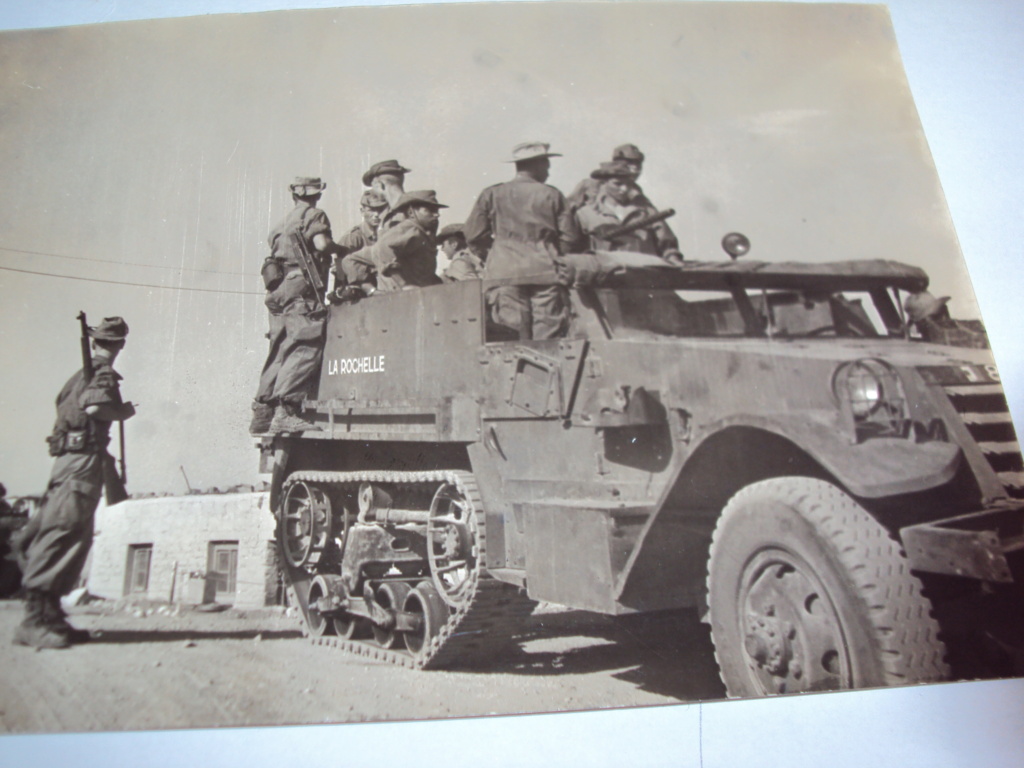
[
  {"left": 0, "top": 244, "right": 251, "bottom": 277},
  {"left": 0, "top": 264, "right": 263, "bottom": 295}
]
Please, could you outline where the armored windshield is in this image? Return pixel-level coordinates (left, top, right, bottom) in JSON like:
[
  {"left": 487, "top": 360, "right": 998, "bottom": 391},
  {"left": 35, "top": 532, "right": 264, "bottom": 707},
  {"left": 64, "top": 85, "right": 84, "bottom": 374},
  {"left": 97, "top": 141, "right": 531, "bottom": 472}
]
[{"left": 593, "top": 286, "right": 907, "bottom": 340}]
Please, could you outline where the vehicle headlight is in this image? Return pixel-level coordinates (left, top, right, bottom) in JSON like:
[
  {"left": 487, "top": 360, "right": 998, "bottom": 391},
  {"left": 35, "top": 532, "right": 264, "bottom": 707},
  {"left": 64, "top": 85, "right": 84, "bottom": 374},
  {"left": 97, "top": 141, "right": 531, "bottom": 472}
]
[{"left": 832, "top": 359, "right": 908, "bottom": 440}]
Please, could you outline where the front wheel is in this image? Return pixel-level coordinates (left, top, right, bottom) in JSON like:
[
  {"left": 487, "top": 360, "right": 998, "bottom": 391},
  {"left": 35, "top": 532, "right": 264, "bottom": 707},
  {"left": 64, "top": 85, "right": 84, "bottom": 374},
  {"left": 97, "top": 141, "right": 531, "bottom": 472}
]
[{"left": 706, "top": 477, "right": 949, "bottom": 697}]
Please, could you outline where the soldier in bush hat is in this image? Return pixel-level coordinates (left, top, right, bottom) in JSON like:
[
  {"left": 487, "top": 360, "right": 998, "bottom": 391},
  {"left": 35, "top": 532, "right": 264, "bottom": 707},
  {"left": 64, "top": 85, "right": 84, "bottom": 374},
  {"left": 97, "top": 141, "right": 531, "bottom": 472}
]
[
  {"left": 359, "top": 190, "right": 447, "bottom": 293},
  {"left": 904, "top": 290, "right": 988, "bottom": 349},
  {"left": 464, "top": 142, "right": 580, "bottom": 340},
  {"left": 362, "top": 159, "right": 411, "bottom": 233},
  {"left": 251, "top": 176, "right": 336, "bottom": 435},
  {"left": 575, "top": 161, "right": 683, "bottom": 264},
  {"left": 14, "top": 316, "right": 135, "bottom": 649}
]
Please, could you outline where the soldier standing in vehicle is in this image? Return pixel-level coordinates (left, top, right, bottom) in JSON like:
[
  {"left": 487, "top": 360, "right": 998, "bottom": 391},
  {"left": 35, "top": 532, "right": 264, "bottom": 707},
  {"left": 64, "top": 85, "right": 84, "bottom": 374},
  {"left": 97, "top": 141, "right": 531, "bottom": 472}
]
[
  {"left": 14, "top": 317, "right": 134, "bottom": 649},
  {"left": 362, "top": 159, "right": 411, "bottom": 233},
  {"left": 464, "top": 141, "right": 581, "bottom": 340},
  {"left": 438, "top": 223, "right": 484, "bottom": 282},
  {"left": 367, "top": 190, "right": 447, "bottom": 292},
  {"left": 568, "top": 143, "right": 646, "bottom": 211},
  {"left": 250, "top": 177, "right": 335, "bottom": 435},
  {"left": 336, "top": 189, "right": 389, "bottom": 257},
  {"left": 575, "top": 161, "right": 684, "bottom": 264}
]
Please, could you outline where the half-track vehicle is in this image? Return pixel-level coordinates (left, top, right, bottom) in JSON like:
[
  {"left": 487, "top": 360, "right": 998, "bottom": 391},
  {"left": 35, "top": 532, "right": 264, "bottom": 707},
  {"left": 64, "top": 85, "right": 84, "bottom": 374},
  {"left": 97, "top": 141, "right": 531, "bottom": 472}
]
[{"left": 260, "top": 244, "right": 1023, "bottom": 697}]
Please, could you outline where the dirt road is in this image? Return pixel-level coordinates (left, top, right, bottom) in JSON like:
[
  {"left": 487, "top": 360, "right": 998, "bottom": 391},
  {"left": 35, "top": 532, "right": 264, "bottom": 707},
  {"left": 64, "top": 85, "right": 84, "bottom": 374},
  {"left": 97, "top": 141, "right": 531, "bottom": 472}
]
[{"left": 0, "top": 599, "right": 725, "bottom": 733}]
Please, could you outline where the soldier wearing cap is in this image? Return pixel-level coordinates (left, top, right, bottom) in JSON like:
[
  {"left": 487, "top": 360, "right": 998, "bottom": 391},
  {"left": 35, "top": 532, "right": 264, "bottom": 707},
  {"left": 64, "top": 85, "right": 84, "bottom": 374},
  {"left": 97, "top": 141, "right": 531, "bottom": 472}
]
[
  {"left": 337, "top": 189, "right": 389, "bottom": 257},
  {"left": 439, "top": 223, "right": 484, "bottom": 282},
  {"left": 362, "top": 159, "right": 411, "bottom": 233},
  {"left": 251, "top": 176, "right": 336, "bottom": 436},
  {"left": 568, "top": 143, "right": 647, "bottom": 211},
  {"left": 576, "top": 161, "right": 683, "bottom": 264},
  {"left": 464, "top": 141, "right": 581, "bottom": 340},
  {"left": 904, "top": 291, "right": 988, "bottom": 349},
  {"left": 352, "top": 190, "right": 447, "bottom": 293},
  {"left": 13, "top": 317, "right": 134, "bottom": 649}
]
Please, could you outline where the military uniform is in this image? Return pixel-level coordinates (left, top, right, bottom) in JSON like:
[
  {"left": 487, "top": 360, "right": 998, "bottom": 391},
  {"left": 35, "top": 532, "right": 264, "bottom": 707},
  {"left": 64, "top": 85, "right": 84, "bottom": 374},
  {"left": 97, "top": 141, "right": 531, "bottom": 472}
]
[
  {"left": 15, "top": 317, "right": 130, "bottom": 648},
  {"left": 253, "top": 180, "right": 333, "bottom": 432},
  {"left": 465, "top": 143, "right": 580, "bottom": 340},
  {"left": 337, "top": 221, "right": 378, "bottom": 256},
  {"left": 576, "top": 192, "right": 675, "bottom": 257},
  {"left": 371, "top": 218, "right": 443, "bottom": 292}
]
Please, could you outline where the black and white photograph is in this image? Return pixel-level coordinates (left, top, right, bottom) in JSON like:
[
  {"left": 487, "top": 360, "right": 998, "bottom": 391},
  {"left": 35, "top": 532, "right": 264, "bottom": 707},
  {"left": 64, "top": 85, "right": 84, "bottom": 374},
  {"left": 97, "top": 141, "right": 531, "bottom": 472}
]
[{"left": 0, "top": 0, "right": 1022, "bottom": 763}]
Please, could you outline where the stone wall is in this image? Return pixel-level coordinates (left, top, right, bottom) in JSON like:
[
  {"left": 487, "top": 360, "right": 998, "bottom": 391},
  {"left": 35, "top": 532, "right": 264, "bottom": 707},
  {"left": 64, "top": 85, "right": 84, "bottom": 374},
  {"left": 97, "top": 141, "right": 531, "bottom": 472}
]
[{"left": 87, "top": 493, "right": 279, "bottom": 609}]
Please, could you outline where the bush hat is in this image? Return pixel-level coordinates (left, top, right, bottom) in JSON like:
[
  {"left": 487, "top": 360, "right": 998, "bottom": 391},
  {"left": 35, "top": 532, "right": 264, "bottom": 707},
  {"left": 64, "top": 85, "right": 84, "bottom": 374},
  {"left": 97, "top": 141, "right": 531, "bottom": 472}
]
[
  {"left": 362, "top": 160, "right": 411, "bottom": 187},
  {"left": 359, "top": 190, "right": 389, "bottom": 209},
  {"left": 437, "top": 223, "right": 465, "bottom": 241},
  {"left": 290, "top": 177, "right": 326, "bottom": 196},
  {"left": 89, "top": 316, "right": 129, "bottom": 341},
  {"left": 904, "top": 291, "right": 951, "bottom": 322},
  {"left": 507, "top": 141, "right": 562, "bottom": 163},
  {"left": 590, "top": 160, "right": 636, "bottom": 180},
  {"left": 392, "top": 190, "right": 449, "bottom": 212},
  {"left": 612, "top": 144, "right": 645, "bottom": 163}
]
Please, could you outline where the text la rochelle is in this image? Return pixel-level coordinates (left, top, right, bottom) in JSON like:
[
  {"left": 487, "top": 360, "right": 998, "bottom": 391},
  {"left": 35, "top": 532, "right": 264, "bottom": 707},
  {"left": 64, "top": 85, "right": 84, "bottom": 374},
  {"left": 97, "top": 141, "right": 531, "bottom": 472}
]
[{"left": 327, "top": 355, "right": 386, "bottom": 376}]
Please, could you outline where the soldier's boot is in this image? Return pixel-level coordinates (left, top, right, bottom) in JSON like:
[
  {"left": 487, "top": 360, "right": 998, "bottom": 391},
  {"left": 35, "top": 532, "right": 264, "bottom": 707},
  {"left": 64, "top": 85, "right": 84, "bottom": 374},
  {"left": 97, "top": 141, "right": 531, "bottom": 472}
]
[
  {"left": 270, "top": 403, "right": 322, "bottom": 434},
  {"left": 249, "top": 402, "right": 275, "bottom": 435},
  {"left": 13, "top": 590, "right": 70, "bottom": 650},
  {"left": 40, "top": 592, "right": 91, "bottom": 644}
]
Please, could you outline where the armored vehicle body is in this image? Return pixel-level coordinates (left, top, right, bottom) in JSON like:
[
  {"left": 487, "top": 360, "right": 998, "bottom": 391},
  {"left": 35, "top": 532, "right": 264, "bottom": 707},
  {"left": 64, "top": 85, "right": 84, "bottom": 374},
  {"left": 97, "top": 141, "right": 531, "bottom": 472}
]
[{"left": 261, "top": 247, "right": 1023, "bottom": 696}]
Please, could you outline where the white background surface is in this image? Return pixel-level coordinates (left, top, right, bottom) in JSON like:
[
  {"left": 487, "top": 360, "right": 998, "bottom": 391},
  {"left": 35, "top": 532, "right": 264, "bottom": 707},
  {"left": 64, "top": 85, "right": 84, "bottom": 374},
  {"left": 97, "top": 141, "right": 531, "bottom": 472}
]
[{"left": 0, "top": 1, "right": 1021, "bottom": 766}]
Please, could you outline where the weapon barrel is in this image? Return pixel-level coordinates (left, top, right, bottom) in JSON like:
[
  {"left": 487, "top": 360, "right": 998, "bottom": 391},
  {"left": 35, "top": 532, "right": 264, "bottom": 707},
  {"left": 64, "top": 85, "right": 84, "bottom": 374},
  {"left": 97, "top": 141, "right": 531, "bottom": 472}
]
[
  {"left": 604, "top": 207, "right": 676, "bottom": 240},
  {"left": 76, "top": 311, "right": 94, "bottom": 380}
]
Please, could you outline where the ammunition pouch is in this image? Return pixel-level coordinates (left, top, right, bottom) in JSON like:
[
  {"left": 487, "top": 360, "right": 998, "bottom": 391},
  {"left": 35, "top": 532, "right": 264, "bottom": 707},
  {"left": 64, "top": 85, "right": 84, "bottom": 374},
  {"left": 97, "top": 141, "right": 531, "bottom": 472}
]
[
  {"left": 261, "top": 257, "right": 285, "bottom": 291},
  {"left": 46, "top": 428, "right": 97, "bottom": 457}
]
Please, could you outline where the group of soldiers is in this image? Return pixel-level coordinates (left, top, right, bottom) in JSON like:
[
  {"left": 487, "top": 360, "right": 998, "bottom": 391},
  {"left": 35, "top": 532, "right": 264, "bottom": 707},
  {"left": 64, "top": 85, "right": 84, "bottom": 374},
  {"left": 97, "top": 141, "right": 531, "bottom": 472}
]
[{"left": 250, "top": 140, "right": 683, "bottom": 435}]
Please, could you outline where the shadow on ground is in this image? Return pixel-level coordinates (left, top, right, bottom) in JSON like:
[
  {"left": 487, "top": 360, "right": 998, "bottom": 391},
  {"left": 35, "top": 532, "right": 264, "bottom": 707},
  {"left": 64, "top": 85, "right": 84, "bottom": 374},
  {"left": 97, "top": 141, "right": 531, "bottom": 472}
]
[
  {"left": 82, "top": 628, "right": 303, "bottom": 644},
  {"left": 475, "top": 608, "right": 727, "bottom": 702}
]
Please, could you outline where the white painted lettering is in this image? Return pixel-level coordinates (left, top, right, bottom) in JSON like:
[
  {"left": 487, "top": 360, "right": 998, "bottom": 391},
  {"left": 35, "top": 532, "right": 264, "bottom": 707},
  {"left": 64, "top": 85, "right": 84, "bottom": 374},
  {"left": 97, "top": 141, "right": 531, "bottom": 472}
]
[{"left": 326, "top": 355, "right": 388, "bottom": 376}]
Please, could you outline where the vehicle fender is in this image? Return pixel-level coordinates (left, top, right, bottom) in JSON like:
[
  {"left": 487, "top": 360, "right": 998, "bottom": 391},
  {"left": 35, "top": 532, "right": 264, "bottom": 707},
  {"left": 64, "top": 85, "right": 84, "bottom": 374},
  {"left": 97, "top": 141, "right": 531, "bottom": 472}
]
[{"left": 687, "top": 414, "right": 962, "bottom": 498}]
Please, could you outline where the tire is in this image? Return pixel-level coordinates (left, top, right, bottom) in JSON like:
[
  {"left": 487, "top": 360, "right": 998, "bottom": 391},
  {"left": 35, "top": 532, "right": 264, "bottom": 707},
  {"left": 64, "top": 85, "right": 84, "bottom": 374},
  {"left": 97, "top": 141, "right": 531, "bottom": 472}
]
[{"left": 706, "top": 476, "right": 949, "bottom": 697}]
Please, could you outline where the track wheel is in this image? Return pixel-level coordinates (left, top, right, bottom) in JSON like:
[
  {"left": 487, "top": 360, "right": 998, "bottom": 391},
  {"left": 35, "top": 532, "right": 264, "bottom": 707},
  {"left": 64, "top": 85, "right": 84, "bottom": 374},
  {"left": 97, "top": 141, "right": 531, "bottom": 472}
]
[
  {"left": 403, "top": 581, "right": 449, "bottom": 658},
  {"left": 279, "top": 480, "right": 332, "bottom": 571},
  {"left": 427, "top": 475, "right": 481, "bottom": 608},
  {"left": 305, "top": 576, "right": 336, "bottom": 638},
  {"left": 372, "top": 582, "right": 412, "bottom": 649},
  {"left": 706, "top": 477, "right": 949, "bottom": 697},
  {"left": 332, "top": 612, "right": 368, "bottom": 640}
]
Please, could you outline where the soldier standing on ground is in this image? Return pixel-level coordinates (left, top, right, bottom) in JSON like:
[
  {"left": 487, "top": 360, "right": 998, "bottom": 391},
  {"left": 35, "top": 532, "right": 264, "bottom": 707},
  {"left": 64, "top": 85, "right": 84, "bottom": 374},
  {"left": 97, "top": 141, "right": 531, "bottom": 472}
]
[
  {"left": 575, "top": 161, "right": 684, "bottom": 264},
  {"left": 464, "top": 142, "right": 581, "bottom": 340},
  {"left": 365, "top": 190, "right": 447, "bottom": 293},
  {"left": 13, "top": 318, "right": 134, "bottom": 649},
  {"left": 439, "top": 223, "right": 485, "bottom": 282},
  {"left": 250, "top": 177, "right": 335, "bottom": 435}
]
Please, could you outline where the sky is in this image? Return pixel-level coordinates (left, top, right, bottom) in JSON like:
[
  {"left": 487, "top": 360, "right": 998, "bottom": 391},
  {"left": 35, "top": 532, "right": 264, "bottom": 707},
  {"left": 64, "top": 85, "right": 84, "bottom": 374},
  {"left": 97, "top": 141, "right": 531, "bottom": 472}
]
[{"left": 0, "top": 2, "right": 988, "bottom": 495}]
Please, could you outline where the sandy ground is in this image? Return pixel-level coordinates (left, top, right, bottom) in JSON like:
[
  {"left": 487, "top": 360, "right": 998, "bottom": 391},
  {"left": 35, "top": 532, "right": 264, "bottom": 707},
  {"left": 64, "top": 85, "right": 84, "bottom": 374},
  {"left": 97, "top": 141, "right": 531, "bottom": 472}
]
[{"left": 0, "top": 598, "right": 725, "bottom": 733}]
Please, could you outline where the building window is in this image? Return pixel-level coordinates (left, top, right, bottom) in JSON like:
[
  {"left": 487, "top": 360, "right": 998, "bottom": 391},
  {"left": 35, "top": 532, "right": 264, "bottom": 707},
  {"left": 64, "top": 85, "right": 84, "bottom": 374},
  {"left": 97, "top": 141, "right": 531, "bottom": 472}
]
[
  {"left": 124, "top": 544, "right": 152, "bottom": 596},
  {"left": 206, "top": 541, "right": 239, "bottom": 603}
]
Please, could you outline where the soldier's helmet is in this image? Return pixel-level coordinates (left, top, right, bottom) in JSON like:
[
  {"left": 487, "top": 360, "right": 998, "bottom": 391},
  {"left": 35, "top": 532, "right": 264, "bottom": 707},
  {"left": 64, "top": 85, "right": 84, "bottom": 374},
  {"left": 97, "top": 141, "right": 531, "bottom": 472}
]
[
  {"left": 904, "top": 291, "right": 951, "bottom": 322},
  {"left": 89, "top": 317, "right": 129, "bottom": 341},
  {"left": 290, "top": 177, "right": 326, "bottom": 197}
]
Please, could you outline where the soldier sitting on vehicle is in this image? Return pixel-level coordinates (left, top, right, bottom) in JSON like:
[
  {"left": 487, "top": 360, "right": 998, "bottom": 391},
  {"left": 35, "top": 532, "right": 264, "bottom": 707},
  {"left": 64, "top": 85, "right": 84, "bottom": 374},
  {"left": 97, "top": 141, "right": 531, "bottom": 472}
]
[
  {"left": 343, "top": 190, "right": 447, "bottom": 294},
  {"left": 575, "top": 161, "right": 683, "bottom": 265},
  {"left": 438, "top": 223, "right": 485, "bottom": 282},
  {"left": 904, "top": 290, "right": 989, "bottom": 349}
]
